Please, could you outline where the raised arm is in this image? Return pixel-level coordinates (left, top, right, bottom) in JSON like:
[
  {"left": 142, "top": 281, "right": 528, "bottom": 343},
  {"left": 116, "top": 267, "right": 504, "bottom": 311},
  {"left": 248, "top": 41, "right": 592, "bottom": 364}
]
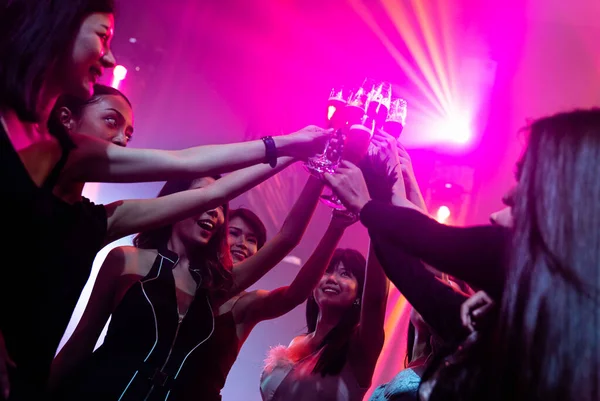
[
  {"left": 61, "top": 126, "right": 330, "bottom": 184},
  {"left": 236, "top": 211, "right": 355, "bottom": 325},
  {"left": 359, "top": 202, "right": 508, "bottom": 298},
  {"left": 396, "top": 142, "right": 428, "bottom": 212},
  {"left": 227, "top": 175, "right": 325, "bottom": 295},
  {"left": 49, "top": 246, "right": 129, "bottom": 389},
  {"left": 370, "top": 232, "right": 469, "bottom": 343},
  {"left": 324, "top": 161, "right": 509, "bottom": 299},
  {"left": 351, "top": 241, "right": 389, "bottom": 386},
  {"left": 103, "top": 157, "right": 296, "bottom": 244}
]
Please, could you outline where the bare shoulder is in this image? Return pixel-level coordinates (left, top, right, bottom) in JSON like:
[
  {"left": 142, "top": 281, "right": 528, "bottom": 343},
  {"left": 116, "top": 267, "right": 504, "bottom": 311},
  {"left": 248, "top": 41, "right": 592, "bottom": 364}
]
[
  {"left": 104, "top": 246, "right": 157, "bottom": 276},
  {"left": 288, "top": 334, "right": 309, "bottom": 349},
  {"left": 223, "top": 290, "right": 263, "bottom": 322}
]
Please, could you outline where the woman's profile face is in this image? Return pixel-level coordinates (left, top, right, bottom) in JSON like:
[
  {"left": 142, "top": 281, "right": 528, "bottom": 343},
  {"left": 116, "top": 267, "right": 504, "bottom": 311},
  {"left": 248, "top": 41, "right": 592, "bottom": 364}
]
[
  {"left": 57, "top": 13, "right": 116, "bottom": 99},
  {"left": 490, "top": 186, "right": 515, "bottom": 228},
  {"left": 71, "top": 94, "right": 134, "bottom": 147},
  {"left": 171, "top": 178, "right": 226, "bottom": 248}
]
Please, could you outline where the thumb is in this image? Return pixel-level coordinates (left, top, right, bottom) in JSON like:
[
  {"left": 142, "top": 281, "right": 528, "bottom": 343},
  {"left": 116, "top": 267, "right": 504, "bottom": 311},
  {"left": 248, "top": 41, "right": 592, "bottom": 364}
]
[
  {"left": 322, "top": 172, "right": 335, "bottom": 186},
  {"left": 339, "top": 160, "right": 358, "bottom": 169}
]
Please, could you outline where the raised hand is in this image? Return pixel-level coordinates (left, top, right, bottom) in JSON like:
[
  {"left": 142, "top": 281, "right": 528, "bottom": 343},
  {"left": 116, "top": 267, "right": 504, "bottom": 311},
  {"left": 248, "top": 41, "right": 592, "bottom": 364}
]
[
  {"left": 370, "top": 129, "right": 400, "bottom": 171},
  {"left": 396, "top": 142, "right": 428, "bottom": 211},
  {"left": 286, "top": 126, "right": 334, "bottom": 160},
  {"left": 322, "top": 160, "right": 371, "bottom": 214},
  {"left": 460, "top": 291, "right": 495, "bottom": 333},
  {"left": 370, "top": 129, "right": 410, "bottom": 202}
]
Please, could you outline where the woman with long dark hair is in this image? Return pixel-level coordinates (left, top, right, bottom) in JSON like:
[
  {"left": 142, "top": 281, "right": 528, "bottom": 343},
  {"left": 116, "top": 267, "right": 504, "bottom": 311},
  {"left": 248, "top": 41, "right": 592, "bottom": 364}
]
[
  {"left": 482, "top": 109, "right": 600, "bottom": 401},
  {"left": 260, "top": 248, "right": 376, "bottom": 401},
  {"left": 259, "top": 156, "right": 393, "bottom": 401},
  {"left": 329, "top": 109, "right": 600, "bottom": 401},
  {"left": 49, "top": 176, "right": 232, "bottom": 400}
]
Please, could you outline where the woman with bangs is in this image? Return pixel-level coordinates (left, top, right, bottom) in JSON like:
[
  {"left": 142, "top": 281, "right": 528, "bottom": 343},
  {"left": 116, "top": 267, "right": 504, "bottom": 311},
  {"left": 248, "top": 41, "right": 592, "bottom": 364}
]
[{"left": 259, "top": 155, "right": 393, "bottom": 401}]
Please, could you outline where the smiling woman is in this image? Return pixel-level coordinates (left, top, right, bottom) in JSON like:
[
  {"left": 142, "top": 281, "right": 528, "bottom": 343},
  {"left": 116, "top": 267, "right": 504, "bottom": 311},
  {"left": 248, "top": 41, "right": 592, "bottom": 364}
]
[{"left": 227, "top": 208, "right": 267, "bottom": 263}]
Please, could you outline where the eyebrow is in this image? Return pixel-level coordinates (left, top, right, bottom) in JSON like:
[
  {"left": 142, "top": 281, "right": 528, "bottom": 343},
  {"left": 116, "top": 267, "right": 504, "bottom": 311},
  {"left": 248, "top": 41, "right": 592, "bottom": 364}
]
[{"left": 107, "top": 108, "right": 134, "bottom": 134}]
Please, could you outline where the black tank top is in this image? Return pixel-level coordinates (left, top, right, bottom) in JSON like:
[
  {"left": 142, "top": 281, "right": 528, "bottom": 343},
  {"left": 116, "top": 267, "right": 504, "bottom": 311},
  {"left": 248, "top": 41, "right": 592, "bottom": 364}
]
[
  {"left": 54, "top": 247, "right": 240, "bottom": 401},
  {"left": 0, "top": 121, "right": 107, "bottom": 400}
]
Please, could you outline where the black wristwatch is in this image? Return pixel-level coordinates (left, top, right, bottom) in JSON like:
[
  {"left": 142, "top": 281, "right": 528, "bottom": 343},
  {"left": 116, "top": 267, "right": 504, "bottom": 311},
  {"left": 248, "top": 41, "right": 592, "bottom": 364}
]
[{"left": 261, "top": 136, "right": 277, "bottom": 168}]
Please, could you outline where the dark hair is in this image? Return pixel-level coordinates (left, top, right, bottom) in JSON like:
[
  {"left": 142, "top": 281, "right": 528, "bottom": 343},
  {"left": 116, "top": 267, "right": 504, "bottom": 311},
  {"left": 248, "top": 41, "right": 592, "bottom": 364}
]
[
  {"left": 490, "top": 108, "right": 600, "bottom": 401},
  {"left": 305, "top": 248, "right": 367, "bottom": 376},
  {"left": 0, "top": 0, "right": 115, "bottom": 122},
  {"left": 404, "top": 322, "right": 416, "bottom": 368},
  {"left": 133, "top": 176, "right": 234, "bottom": 292},
  {"left": 229, "top": 208, "right": 267, "bottom": 250},
  {"left": 424, "top": 109, "right": 600, "bottom": 401},
  {"left": 47, "top": 84, "right": 131, "bottom": 136}
]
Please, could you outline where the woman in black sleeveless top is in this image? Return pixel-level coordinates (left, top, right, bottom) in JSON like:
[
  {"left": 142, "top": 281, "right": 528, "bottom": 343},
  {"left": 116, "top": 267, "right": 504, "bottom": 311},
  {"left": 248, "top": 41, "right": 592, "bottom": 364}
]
[{"left": 50, "top": 165, "right": 359, "bottom": 400}]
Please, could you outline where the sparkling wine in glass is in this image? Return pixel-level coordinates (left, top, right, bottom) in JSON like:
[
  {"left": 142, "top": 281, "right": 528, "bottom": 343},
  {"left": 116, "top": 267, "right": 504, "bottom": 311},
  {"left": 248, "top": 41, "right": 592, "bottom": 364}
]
[
  {"left": 327, "top": 87, "right": 348, "bottom": 130},
  {"left": 305, "top": 86, "right": 348, "bottom": 176},
  {"left": 367, "top": 82, "right": 392, "bottom": 130},
  {"left": 320, "top": 123, "right": 373, "bottom": 210},
  {"left": 384, "top": 98, "right": 407, "bottom": 139},
  {"left": 345, "top": 88, "right": 368, "bottom": 127}
]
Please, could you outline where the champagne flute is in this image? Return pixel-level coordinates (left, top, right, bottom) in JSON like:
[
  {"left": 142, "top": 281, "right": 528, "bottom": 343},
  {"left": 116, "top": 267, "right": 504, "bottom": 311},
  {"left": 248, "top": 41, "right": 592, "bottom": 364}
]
[
  {"left": 304, "top": 86, "right": 348, "bottom": 176},
  {"left": 327, "top": 87, "right": 348, "bottom": 129},
  {"left": 370, "top": 81, "right": 392, "bottom": 130},
  {"left": 384, "top": 98, "right": 407, "bottom": 139},
  {"left": 320, "top": 125, "right": 373, "bottom": 210},
  {"left": 320, "top": 79, "right": 376, "bottom": 210}
]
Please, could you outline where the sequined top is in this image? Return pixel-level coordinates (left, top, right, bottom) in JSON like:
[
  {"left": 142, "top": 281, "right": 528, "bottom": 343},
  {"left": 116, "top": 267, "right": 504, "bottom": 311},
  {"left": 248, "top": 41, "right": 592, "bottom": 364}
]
[{"left": 369, "top": 368, "right": 421, "bottom": 401}]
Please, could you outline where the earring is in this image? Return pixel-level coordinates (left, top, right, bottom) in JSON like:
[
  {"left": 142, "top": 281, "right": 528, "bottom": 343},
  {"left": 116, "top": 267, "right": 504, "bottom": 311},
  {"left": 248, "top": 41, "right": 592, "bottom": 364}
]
[{"left": 354, "top": 299, "right": 360, "bottom": 306}]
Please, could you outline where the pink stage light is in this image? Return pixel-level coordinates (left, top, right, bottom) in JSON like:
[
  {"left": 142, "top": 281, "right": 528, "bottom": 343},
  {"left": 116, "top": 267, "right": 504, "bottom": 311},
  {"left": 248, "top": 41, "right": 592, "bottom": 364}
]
[
  {"left": 445, "top": 115, "right": 472, "bottom": 144},
  {"left": 430, "top": 114, "right": 472, "bottom": 145},
  {"left": 111, "top": 65, "right": 127, "bottom": 89},
  {"left": 435, "top": 205, "right": 451, "bottom": 224}
]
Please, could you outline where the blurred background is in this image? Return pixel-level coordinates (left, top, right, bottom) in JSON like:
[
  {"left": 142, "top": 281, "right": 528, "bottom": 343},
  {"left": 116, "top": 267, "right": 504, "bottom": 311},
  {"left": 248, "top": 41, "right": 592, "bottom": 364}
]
[{"left": 58, "top": 0, "right": 600, "bottom": 399}]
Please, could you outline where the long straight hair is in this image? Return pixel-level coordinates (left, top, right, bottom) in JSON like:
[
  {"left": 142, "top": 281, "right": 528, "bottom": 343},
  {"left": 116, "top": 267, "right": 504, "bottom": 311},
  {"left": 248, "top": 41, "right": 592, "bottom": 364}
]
[
  {"left": 490, "top": 109, "right": 600, "bottom": 401},
  {"left": 421, "top": 109, "right": 600, "bottom": 401},
  {"left": 305, "top": 248, "right": 367, "bottom": 376},
  {"left": 303, "top": 154, "right": 396, "bottom": 376},
  {"left": 0, "top": 0, "right": 116, "bottom": 122},
  {"left": 134, "top": 177, "right": 234, "bottom": 292}
]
